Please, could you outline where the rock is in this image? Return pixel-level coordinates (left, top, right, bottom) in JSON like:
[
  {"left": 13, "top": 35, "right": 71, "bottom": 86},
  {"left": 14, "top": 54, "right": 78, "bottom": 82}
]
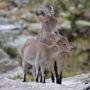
[
  {"left": 11, "top": 0, "right": 30, "bottom": 3},
  {"left": 0, "top": 17, "right": 16, "bottom": 24},
  {"left": 57, "top": 21, "right": 71, "bottom": 30},
  {"left": 0, "top": 58, "right": 19, "bottom": 74},
  {"left": 84, "top": 10, "right": 90, "bottom": 19},
  {"left": 0, "top": 49, "right": 19, "bottom": 74},
  {"left": 0, "top": 17, "right": 28, "bottom": 47},
  {"left": 0, "top": 20, "right": 27, "bottom": 31},
  {"left": 63, "top": 73, "right": 90, "bottom": 90},
  {"left": 59, "top": 12, "right": 70, "bottom": 17},
  {"left": 0, "top": 64, "right": 90, "bottom": 90},
  {"left": 21, "top": 12, "right": 32, "bottom": 19},
  {"left": 28, "top": 23, "right": 42, "bottom": 34},
  {"left": 0, "top": 61, "right": 19, "bottom": 75},
  {"left": 10, "top": 35, "right": 36, "bottom": 48},
  {"left": 47, "top": 73, "right": 90, "bottom": 90},
  {"left": 0, "top": 79, "right": 77, "bottom": 90},
  {"left": 0, "top": 30, "right": 13, "bottom": 47},
  {"left": 0, "top": 49, "right": 9, "bottom": 60},
  {"left": 76, "top": 20, "right": 90, "bottom": 27},
  {"left": 0, "top": 10, "right": 10, "bottom": 17}
]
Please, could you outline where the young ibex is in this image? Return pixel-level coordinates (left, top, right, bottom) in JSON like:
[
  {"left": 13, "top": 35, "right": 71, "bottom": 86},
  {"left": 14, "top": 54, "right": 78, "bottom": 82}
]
[{"left": 35, "top": 36, "right": 73, "bottom": 83}]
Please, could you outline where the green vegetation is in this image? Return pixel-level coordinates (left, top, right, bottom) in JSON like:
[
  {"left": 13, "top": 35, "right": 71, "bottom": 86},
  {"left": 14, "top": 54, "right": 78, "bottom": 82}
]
[
  {"left": 8, "top": 74, "right": 22, "bottom": 80},
  {"left": 6, "top": 47, "right": 17, "bottom": 58}
]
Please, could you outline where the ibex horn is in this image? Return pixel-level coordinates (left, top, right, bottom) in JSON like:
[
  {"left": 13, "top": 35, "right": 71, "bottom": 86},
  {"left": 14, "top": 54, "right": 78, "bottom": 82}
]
[{"left": 50, "top": 5, "right": 54, "bottom": 15}]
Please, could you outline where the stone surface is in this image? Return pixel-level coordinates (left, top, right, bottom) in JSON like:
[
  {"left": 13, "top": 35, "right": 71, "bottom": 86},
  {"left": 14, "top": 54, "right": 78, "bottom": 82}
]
[
  {"left": 0, "top": 79, "right": 78, "bottom": 90},
  {"left": 0, "top": 67, "right": 90, "bottom": 90},
  {"left": 0, "top": 49, "right": 9, "bottom": 60},
  {"left": 0, "top": 49, "right": 19, "bottom": 74}
]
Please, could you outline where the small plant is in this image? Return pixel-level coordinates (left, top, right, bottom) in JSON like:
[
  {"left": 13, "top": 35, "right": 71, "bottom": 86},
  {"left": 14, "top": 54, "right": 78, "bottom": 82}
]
[
  {"left": 9, "top": 74, "right": 22, "bottom": 80},
  {"left": 6, "top": 47, "right": 17, "bottom": 58}
]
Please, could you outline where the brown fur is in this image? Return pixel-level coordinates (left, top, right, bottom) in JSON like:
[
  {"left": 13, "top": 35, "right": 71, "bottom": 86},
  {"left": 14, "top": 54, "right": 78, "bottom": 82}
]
[
  {"left": 21, "top": 31, "right": 61, "bottom": 82},
  {"left": 35, "top": 37, "right": 72, "bottom": 83}
]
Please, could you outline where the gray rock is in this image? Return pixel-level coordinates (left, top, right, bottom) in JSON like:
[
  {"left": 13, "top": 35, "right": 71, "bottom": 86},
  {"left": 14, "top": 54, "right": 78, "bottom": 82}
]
[
  {"left": 76, "top": 20, "right": 90, "bottom": 27},
  {"left": 57, "top": 21, "right": 71, "bottom": 30},
  {"left": 0, "top": 66, "right": 90, "bottom": 90},
  {"left": 0, "top": 49, "right": 9, "bottom": 60},
  {"left": 0, "top": 20, "right": 27, "bottom": 31},
  {"left": 0, "top": 79, "right": 78, "bottom": 90},
  {"left": 0, "top": 10, "right": 10, "bottom": 17},
  {"left": 28, "top": 23, "right": 42, "bottom": 33},
  {"left": 63, "top": 73, "right": 90, "bottom": 90},
  {"left": 0, "top": 59, "right": 19, "bottom": 74},
  {"left": 11, "top": 0, "right": 30, "bottom": 3},
  {"left": 0, "top": 17, "right": 16, "bottom": 24},
  {"left": 0, "top": 49, "right": 19, "bottom": 74},
  {"left": 11, "top": 35, "right": 36, "bottom": 48}
]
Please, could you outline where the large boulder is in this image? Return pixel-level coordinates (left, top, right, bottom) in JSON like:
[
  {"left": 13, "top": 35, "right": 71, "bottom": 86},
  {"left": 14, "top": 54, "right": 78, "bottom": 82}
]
[{"left": 0, "top": 49, "right": 19, "bottom": 74}]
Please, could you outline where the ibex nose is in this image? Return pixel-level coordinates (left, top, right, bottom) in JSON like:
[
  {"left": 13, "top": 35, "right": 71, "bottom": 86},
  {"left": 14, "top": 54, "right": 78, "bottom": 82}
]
[{"left": 70, "top": 46, "right": 76, "bottom": 51}]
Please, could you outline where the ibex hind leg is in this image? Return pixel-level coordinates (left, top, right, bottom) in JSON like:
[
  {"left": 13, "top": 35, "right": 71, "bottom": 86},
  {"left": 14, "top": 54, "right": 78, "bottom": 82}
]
[
  {"left": 35, "top": 67, "right": 39, "bottom": 82},
  {"left": 35, "top": 63, "right": 40, "bottom": 82},
  {"left": 22, "top": 61, "right": 28, "bottom": 82},
  {"left": 41, "top": 67, "right": 46, "bottom": 83},
  {"left": 59, "top": 72, "right": 62, "bottom": 84},
  {"left": 51, "top": 72, "right": 54, "bottom": 83}
]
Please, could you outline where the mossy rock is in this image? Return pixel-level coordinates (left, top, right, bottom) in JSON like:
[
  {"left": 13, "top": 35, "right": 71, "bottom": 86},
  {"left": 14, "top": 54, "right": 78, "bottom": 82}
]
[{"left": 6, "top": 47, "right": 17, "bottom": 58}]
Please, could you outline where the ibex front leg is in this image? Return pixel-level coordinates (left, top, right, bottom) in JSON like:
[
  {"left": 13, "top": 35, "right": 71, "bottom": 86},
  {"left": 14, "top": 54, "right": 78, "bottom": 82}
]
[
  {"left": 41, "top": 67, "right": 46, "bottom": 83},
  {"left": 35, "top": 63, "right": 39, "bottom": 82},
  {"left": 54, "top": 61, "right": 59, "bottom": 83}
]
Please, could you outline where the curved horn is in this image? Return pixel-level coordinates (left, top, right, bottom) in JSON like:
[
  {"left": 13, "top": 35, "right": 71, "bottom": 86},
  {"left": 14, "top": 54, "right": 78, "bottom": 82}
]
[{"left": 50, "top": 5, "right": 54, "bottom": 15}]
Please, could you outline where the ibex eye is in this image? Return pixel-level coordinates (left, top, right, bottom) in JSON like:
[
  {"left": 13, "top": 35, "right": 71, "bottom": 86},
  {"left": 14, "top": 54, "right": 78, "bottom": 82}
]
[
  {"left": 55, "top": 32, "right": 57, "bottom": 34},
  {"left": 40, "top": 11, "right": 45, "bottom": 16}
]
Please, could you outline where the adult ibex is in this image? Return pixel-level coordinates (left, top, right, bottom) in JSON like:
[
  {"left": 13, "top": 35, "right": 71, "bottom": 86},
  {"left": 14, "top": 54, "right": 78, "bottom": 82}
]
[{"left": 32, "top": 4, "right": 58, "bottom": 44}]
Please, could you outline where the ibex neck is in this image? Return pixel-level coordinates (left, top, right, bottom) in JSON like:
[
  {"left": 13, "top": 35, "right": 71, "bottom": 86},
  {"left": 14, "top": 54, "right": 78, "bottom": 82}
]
[{"left": 42, "top": 18, "right": 57, "bottom": 32}]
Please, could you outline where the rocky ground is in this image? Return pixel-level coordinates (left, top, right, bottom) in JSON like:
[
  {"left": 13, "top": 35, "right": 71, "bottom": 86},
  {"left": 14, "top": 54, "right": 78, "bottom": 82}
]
[
  {"left": 1, "top": 49, "right": 89, "bottom": 90},
  {"left": 0, "top": 67, "right": 90, "bottom": 90}
]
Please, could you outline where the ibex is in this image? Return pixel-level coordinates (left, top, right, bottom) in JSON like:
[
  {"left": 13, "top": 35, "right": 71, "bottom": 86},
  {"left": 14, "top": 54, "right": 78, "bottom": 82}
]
[
  {"left": 31, "top": 4, "right": 64, "bottom": 83},
  {"left": 21, "top": 4, "right": 73, "bottom": 84},
  {"left": 35, "top": 36, "right": 73, "bottom": 83},
  {"left": 21, "top": 30, "right": 60, "bottom": 82},
  {"left": 21, "top": 4, "right": 59, "bottom": 82},
  {"left": 32, "top": 4, "right": 57, "bottom": 44}
]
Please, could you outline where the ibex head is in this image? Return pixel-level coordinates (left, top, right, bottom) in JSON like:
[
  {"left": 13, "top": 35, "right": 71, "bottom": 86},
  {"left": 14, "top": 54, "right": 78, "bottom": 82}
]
[
  {"left": 55, "top": 37, "right": 74, "bottom": 53},
  {"left": 31, "top": 4, "right": 55, "bottom": 22},
  {"left": 36, "top": 4, "right": 54, "bottom": 16}
]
